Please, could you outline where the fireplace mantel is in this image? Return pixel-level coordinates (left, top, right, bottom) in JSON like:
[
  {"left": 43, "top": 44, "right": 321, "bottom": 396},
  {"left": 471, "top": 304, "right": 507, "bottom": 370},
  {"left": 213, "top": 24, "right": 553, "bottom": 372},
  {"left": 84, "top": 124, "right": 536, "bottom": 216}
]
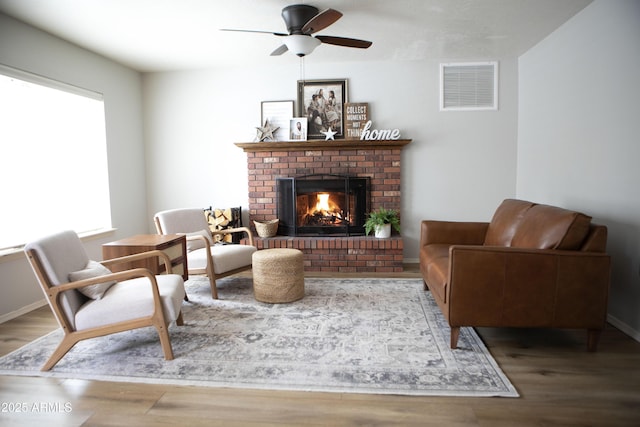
[{"left": 235, "top": 139, "right": 411, "bottom": 152}]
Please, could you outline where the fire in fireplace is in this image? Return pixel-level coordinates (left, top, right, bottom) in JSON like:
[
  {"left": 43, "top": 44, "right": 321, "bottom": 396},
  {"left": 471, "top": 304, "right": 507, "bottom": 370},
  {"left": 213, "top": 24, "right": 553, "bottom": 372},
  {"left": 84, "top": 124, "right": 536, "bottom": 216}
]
[{"left": 277, "top": 175, "right": 370, "bottom": 236}]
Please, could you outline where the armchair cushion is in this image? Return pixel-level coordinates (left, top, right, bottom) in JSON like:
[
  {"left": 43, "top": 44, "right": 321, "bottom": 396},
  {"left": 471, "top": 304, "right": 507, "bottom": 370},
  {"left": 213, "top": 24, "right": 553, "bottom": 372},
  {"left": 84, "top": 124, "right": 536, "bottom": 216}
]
[
  {"left": 187, "top": 244, "right": 256, "bottom": 274},
  {"left": 68, "top": 260, "right": 116, "bottom": 300},
  {"left": 74, "top": 274, "right": 184, "bottom": 330},
  {"left": 27, "top": 230, "right": 89, "bottom": 286}
]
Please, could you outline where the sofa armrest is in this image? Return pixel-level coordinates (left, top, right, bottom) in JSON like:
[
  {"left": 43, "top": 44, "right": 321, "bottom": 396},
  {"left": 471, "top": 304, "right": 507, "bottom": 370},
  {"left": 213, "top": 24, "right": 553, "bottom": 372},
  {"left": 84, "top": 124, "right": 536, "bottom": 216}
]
[
  {"left": 420, "top": 220, "right": 489, "bottom": 247},
  {"left": 447, "top": 245, "right": 610, "bottom": 329}
]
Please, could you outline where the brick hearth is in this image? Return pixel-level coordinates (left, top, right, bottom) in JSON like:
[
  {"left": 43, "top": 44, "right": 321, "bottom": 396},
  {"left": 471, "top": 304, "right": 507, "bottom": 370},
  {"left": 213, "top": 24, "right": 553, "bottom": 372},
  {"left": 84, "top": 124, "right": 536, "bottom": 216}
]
[{"left": 236, "top": 139, "right": 411, "bottom": 273}]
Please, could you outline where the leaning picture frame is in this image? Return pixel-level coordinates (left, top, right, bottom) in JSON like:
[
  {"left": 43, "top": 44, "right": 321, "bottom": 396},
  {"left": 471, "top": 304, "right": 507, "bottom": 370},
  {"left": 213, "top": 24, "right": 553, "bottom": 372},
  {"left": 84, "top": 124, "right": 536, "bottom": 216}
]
[
  {"left": 261, "top": 100, "right": 294, "bottom": 142},
  {"left": 288, "top": 118, "right": 308, "bottom": 141},
  {"left": 297, "top": 79, "right": 347, "bottom": 139}
]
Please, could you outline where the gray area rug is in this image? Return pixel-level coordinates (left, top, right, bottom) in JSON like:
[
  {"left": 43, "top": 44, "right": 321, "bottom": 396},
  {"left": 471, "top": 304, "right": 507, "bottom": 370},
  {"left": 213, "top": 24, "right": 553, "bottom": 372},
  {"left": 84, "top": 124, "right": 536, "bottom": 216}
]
[{"left": 0, "top": 277, "right": 518, "bottom": 397}]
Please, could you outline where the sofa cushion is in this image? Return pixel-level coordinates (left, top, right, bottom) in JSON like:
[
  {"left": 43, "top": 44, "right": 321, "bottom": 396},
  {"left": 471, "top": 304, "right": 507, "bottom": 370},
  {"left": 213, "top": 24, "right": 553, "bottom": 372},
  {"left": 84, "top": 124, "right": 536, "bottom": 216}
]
[
  {"left": 420, "top": 244, "right": 450, "bottom": 303},
  {"left": 484, "top": 199, "right": 536, "bottom": 246},
  {"left": 511, "top": 204, "right": 592, "bottom": 250}
]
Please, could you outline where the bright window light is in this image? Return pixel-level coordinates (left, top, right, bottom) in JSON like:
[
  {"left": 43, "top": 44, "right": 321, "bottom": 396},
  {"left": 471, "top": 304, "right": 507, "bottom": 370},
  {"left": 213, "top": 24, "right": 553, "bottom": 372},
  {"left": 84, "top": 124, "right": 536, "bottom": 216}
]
[{"left": 0, "top": 66, "right": 112, "bottom": 250}]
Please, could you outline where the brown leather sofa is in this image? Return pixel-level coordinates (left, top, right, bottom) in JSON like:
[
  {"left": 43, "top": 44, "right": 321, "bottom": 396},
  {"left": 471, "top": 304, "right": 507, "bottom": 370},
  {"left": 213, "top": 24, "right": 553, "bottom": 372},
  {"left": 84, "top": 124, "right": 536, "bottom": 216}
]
[{"left": 420, "top": 199, "right": 611, "bottom": 351}]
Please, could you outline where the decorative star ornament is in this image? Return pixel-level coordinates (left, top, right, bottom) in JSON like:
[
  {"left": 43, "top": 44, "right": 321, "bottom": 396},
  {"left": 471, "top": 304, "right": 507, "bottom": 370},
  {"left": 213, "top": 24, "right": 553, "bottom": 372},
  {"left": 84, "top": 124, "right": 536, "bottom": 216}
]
[
  {"left": 255, "top": 119, "right": 280, "bottom": 142},
  {"left": 322, "top": 126, "right": 337, "bottom": 140}
]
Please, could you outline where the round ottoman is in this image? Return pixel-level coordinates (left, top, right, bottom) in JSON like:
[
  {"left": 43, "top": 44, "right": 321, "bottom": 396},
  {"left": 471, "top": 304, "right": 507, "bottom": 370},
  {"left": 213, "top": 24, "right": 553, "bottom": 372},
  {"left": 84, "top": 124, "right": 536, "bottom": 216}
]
[{"left": 252, "top": 248, "right": 304, "bottom": 303}]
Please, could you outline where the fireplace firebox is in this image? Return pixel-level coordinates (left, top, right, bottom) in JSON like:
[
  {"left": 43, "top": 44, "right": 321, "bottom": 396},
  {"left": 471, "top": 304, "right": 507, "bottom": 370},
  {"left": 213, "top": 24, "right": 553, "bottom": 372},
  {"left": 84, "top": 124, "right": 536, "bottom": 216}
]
[{"left": 277, "top": 175, "right": 370, "bottom": 236}]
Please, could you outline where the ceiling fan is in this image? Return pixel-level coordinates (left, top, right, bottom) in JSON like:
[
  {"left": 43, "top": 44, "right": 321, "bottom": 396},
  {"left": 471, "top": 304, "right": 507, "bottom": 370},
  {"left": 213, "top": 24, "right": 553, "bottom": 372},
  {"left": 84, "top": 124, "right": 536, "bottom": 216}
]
[{"left": 221, "top": 4, "right": 373, "bottom": 57}]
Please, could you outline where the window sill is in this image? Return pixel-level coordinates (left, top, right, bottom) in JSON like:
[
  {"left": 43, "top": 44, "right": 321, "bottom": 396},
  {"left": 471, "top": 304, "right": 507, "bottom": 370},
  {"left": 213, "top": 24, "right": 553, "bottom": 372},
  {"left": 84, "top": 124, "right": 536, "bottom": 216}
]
[{"left": 0, "top": 228, "right": 117, "bottom": 264}]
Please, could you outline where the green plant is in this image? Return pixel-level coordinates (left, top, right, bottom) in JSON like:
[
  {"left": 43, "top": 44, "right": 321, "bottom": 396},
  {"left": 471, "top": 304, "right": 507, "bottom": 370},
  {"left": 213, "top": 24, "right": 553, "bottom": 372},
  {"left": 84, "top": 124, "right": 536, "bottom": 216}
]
[{"left": 364, "top": 207, "right": 401, "bottom": 235}]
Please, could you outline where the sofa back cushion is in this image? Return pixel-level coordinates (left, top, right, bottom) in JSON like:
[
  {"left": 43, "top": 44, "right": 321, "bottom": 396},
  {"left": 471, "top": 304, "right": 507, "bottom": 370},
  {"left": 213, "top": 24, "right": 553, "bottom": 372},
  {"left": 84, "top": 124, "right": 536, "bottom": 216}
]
[
  {"left": 484, "top": 199, "right": 535, "bottom": 246},
  {"left": 511, "top": 204, "right": 592, "bottom": 250},
  {"left": 484, "top": 199, "right": 592, "bottom": 250}
]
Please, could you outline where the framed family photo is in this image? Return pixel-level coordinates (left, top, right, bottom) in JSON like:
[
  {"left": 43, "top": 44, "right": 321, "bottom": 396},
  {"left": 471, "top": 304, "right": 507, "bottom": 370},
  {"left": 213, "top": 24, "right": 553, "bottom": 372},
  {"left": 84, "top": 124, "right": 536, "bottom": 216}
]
[{"left": 297, "top": 79, "right": 347, "bottom": 139}]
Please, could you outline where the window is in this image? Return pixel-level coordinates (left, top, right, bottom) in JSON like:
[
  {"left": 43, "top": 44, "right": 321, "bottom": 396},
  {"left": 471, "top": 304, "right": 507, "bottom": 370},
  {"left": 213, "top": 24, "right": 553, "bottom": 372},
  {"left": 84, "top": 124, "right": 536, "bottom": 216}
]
[
  {"left": 440, "top": 62, "right": 498, "bottom": 111},
  {"left": 0, "top": 65, "right": 112, "bottom": 251}
]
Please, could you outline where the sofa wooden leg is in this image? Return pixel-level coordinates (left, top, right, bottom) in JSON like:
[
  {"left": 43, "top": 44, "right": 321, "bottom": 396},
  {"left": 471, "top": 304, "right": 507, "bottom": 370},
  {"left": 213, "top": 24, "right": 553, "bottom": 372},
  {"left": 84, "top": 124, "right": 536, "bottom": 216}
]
[
  {"left": 450, "top": 327, "right": 460, "bottom": 349},
  {"left": 587, "top": 329, "right": 601, "bottom": 352}
]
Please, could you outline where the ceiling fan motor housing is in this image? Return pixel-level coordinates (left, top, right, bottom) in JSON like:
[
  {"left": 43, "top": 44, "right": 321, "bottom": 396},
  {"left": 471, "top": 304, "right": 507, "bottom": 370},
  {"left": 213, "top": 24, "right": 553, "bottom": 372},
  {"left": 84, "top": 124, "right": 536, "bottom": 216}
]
[{"left": 281, "top": 4, "right": 319, "bottom": 34}]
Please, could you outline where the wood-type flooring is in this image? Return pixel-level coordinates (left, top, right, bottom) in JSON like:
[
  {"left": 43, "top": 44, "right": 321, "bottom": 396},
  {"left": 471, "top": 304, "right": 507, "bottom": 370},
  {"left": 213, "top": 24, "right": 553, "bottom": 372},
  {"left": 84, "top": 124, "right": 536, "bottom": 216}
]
[{"left": 1, "top": 265, "right": 639, "bottom": 426}]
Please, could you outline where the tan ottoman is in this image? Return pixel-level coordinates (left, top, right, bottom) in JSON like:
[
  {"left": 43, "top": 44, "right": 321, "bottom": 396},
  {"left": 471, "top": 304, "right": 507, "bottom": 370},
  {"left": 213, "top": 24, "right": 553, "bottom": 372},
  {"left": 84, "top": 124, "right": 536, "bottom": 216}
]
[{"left": 252, "top": 248, "right": 304, "bottom": 303}]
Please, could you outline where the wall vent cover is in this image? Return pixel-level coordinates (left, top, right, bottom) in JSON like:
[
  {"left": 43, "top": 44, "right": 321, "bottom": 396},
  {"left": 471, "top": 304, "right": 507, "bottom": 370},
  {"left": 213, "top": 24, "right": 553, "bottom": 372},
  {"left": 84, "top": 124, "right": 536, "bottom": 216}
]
[{"left": 440, "top": 62, "right": 498, "bottom": 111}]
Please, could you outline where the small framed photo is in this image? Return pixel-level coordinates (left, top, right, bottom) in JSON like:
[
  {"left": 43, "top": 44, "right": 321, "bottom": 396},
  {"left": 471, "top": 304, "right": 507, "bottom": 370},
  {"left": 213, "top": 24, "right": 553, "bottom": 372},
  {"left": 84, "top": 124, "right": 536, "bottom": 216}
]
[
  {"left": 297, "top": 79, "right": 347, "bottom": 139},
  {"left": 289, "top": 118, "right": 308, "bottom": 141},
  {"left": 261, "top": 100, "right": 294, "bottom": 141}
]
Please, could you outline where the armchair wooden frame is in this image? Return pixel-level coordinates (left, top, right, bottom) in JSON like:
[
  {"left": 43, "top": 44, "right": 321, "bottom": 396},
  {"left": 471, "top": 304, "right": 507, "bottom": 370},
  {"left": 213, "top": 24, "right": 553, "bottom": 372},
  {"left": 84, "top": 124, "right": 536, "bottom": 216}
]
[
  {"left": 25, "top": 249, "right": 184, "bottom": 371},
  {"left": 154, "top": 216, "right": 254, "bottom": 299}
]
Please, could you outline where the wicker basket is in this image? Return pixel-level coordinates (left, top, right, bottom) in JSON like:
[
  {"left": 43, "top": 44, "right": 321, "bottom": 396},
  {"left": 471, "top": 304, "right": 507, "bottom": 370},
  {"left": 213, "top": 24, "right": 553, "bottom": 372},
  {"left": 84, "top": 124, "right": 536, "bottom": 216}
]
[{"left": 253, "top": 219, "right": 279, "bottom": 238}]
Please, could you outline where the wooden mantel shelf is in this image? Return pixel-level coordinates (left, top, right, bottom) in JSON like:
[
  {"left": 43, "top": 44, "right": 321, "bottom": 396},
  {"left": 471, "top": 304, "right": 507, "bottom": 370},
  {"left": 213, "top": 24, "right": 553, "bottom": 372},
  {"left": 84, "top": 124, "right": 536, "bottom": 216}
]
[{"left": 235, "top": 139, "right": 412, "bottom": 152}]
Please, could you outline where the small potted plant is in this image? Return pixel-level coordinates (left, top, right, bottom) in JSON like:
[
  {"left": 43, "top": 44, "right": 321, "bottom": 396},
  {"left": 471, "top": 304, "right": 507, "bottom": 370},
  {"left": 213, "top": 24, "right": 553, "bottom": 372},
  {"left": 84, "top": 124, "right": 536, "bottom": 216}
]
[{"left": 364, "top": 207, "right": 401, "bottom": 238}]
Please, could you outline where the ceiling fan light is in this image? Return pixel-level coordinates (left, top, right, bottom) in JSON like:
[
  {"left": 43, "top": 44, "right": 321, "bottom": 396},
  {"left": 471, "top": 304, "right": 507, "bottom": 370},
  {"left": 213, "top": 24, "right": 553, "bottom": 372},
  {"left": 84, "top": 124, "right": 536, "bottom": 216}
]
[{"left": 285, "top": 35, "right": 321, "bottom": 57}]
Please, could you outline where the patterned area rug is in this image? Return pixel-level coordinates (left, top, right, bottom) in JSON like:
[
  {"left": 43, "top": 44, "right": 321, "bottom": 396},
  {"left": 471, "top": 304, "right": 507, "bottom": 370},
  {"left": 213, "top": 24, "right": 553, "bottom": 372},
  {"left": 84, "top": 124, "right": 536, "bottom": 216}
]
[{"left": 0, "top": 277, "right": 517, "bottom": 397}]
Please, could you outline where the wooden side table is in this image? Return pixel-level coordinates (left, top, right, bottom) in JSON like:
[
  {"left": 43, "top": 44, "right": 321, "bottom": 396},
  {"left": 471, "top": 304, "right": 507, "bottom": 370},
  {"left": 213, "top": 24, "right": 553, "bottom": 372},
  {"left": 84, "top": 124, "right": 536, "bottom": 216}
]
[{"left": 102, "top": 234, "right": 188, "bottom": 281}]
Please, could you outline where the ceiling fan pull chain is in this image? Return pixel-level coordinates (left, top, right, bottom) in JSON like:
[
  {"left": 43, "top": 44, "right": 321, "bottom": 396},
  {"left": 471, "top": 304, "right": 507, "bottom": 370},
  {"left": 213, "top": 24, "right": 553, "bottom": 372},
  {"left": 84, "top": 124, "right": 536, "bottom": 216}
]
[{"left": 300, "top": 56, "right": 305, "bottom": 83}]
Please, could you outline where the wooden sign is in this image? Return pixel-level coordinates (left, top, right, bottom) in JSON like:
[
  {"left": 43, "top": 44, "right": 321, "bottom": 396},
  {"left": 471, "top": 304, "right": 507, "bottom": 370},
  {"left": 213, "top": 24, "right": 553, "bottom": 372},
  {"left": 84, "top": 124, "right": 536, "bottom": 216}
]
[{"left": 344, "top": 103, "right": 370, "bottom": 139}]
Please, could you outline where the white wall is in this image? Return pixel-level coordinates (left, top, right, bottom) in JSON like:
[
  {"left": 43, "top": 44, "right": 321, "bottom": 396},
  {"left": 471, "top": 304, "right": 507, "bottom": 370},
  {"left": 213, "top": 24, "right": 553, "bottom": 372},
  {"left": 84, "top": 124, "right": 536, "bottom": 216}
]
[
  {"left": 517, "top": 0, "right": 640, "bottom": 338},
  {"left": 142, "top": 59, "right": 519, "bottom": 259},
  {"left": 0, "top": 14, "right": 147, "bottom": 320}
]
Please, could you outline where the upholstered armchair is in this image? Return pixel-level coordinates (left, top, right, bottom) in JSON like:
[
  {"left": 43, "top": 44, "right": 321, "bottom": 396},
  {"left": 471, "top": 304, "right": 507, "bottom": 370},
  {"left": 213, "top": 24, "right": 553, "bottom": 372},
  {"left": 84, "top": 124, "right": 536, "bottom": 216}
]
[
  {"left": 154, "top": 208, "right": 257, "bottom": 299},
  {"left": 24, "top": 230, "right": 186, "bottom": 371}
]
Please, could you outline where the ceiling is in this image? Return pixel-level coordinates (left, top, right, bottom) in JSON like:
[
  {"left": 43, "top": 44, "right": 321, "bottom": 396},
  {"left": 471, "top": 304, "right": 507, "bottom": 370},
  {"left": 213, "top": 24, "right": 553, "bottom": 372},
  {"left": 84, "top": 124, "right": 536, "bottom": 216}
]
[{"left": 0, "top": 0, "right": 592, "bottom": 73}]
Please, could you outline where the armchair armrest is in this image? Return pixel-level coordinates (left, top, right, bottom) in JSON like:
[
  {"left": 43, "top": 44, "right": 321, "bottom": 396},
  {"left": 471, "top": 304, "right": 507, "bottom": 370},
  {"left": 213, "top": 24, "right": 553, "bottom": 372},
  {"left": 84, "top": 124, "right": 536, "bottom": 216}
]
[
  {"left": 53, "top": 267, "right": 161, "bottom": 297},
  {"left": 420, "top": 220, "right": 489, "bottom": 247},
  {"left": 185, "top": 234, "right": 212, "bottom": 250},
  {"left": 101, "top": 250, "right": 173, "bottom": 274},
  {"left": 447, "top": 245, "right": 611, "bottom": 328},
  {"left": 211, "top": 226, "right": 255, "bottom": 247}
]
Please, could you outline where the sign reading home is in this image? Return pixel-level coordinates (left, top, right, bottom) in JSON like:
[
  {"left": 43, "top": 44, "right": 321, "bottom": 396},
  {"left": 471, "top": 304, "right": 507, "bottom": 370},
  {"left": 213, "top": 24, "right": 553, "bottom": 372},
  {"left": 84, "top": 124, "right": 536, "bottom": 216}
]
[{"left": 360, "top": 120, "right": 401, "bottom": 140}]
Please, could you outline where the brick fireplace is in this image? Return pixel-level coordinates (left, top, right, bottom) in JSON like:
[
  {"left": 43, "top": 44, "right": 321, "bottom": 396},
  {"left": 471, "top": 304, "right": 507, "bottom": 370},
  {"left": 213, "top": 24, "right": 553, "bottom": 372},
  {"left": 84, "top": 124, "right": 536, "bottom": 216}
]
[{"left": 235, "top": 139, "right": 411, "bottom": 272}]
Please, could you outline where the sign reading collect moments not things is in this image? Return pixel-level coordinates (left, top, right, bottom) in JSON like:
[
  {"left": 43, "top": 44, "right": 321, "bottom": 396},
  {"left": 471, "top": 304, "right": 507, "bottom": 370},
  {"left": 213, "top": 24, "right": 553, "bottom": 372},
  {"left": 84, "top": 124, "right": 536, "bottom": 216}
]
[{"left": 359, "top": 120, "right": 402, "bottom": 140}]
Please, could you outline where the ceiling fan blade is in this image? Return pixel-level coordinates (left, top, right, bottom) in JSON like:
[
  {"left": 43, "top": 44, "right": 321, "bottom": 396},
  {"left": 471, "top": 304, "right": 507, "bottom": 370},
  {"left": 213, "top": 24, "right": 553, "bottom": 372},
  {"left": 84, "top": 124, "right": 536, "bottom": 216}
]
[
  {"left": 220, "top": 29, "right": 288, "bottom": 37},
  {"left": 301, "top": 9, "right": 342, "bottom": 34},
  {"left": 270, "top": 44, "right": 289, "bottom": 56},
  {"left": 316, "top": 36, "right": 373, "bottom": 49}
]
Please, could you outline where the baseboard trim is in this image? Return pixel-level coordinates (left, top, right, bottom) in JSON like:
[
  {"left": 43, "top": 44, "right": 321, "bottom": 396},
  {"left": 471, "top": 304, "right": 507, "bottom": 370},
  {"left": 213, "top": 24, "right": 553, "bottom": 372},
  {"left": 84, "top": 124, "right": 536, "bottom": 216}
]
[
  {"left": 607, "top": 314, "right": 640, "bottom": 343},
  {"left": 0, "top": 299, "right": 47, "bottom": 324}
]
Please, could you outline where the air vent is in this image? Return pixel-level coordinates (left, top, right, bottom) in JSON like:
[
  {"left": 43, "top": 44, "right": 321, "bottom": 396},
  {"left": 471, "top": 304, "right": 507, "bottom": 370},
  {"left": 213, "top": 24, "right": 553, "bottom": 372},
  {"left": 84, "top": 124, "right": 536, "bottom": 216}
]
[{"left": 440, "top": 62, "right": 498, "bottom": 111}]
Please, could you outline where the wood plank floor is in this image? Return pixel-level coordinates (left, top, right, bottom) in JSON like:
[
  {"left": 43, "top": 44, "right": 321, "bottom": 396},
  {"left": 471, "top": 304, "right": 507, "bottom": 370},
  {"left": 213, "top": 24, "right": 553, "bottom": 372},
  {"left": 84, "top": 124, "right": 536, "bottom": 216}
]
[{"left": 1, "top": 265, "right": 639, "bottom": 426}]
